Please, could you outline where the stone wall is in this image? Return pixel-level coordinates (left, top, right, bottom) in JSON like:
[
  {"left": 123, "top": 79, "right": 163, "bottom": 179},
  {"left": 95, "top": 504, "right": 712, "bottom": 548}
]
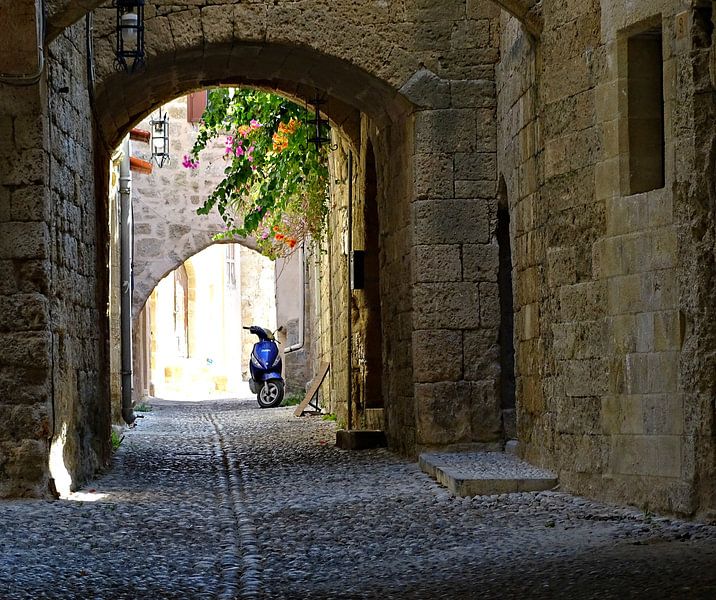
[
  {"left": 494, "top": 1, "right": 716, "bottom": 517},
  {"left": 0, "top": 19, "right": 110, "bottom": 498},
  {"left": 129, "top": 96, "right": 255, "bottom": 318},
  {"left": 0, "top": 46, "right": 54, "bottom": 498}
]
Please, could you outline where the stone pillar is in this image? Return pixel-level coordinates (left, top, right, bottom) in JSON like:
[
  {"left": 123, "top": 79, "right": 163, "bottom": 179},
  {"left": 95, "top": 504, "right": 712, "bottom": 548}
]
[
  {"left": 404, "top": 64, "right": 502, "bottom": 451},
  {"left": 0, "top": 48, "right": 53, "bottom": 496}
]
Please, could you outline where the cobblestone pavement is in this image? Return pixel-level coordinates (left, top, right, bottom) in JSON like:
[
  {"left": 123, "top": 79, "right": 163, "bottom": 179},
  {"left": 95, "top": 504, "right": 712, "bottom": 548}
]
[{"left": 1, "top": 397, "right": 715, "bottom": 600}]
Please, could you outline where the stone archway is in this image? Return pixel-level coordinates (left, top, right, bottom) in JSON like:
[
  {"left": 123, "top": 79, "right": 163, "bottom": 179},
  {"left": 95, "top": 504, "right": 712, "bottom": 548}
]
[{"left": 3, "top": 0, "right": 511, "bottom": 497}]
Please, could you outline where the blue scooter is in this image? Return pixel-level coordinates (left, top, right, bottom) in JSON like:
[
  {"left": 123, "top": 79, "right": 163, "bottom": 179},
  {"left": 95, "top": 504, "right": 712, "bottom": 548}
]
[{"left": 244, "top": 325, "right": 285, "bottom": 408}]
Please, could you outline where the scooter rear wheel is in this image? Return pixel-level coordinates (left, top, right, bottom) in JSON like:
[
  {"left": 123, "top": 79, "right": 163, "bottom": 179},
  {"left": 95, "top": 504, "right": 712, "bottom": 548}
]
[{"left": 257, "top": 379, "right": 285, "bottom": 408}]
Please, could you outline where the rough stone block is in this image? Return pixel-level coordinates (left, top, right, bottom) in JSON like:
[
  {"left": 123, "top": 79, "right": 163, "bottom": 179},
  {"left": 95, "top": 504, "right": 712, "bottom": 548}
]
[
  {"left": 466, "top": 0, "right": 500, "bottom": 19},
  {"left": 654, "top": 310, "right": 682, "bottom": 351},
  {"left": 462, "top": 243, "right": 498, "bottom": 282},
  {"left": 399, "top": 68, "right": 450, "bottom": 109},
  {"left": 469, "top": 380, "right": 501, "bottom": 441},
  {"left": 0, "top": 294, "right": 48, "bottom": 332},
  {"left": 642, "top": 394, "right": 684, "bottom": 436},
  {"left": 625, "top": 352, "right": 678, "bottom": 395},
  {"left": 413, "top": 282, "right": 480, "bottom": 329},
  {"left": 552, "top": 320, "right": 605, "bottom": 360},
  {"left": 415, "top": 109, "right": 477, "bottom": 154},
  {"left": 563, "top": 359, "right": 609, "bottom": 397},
  {"left": 555, "top": 396, "right": 601, "bottom": 435},
  {"left": 412, "top": 329, "right": 463, "bottom": 383},
  {"left": 454, "top": 152, "right": 497, "bottom": 181},
  {"left": 478, "top": 281, "right": 500, "bottom": 328},
  {"left": 0, "top": 222, "right": 48, "bottom": 260},
  {"left": 560, "top": 280, "right": 606, "bottom": 322},
  {"left": 413, "top": 200, "right": 491, "bottom": 245},
  {"left": 3, "top": 438, "right": 47, "bottom": 484},
  {"left": 556, "top": 433, "right": 606, "bottom": 474},
  {"left": 414, "top": 153, "right": 453, "bottom": 199},
  {"left": 0, "top": 1, "right": 41, "bottom": 75},
  {"left": 413, "top": 244, "right": 461, "bottom": 282},
  {"left": 463, "top": 329, "right": 499, "bottom": 382},
  {"left": 454, "top": 179, "right": 495, "bottom": 199},
  {"left": 1, "top": 403, "right": 50, "bottom": 441},
  {"left": 415, "top": 381, "right": 473, "bottom": 445},
  {"left": 0, "top": 332, "right": 51, "bottom": 368},
  {"left": 609, "top": 434, "right": 682, "bottom": 478},
  {"left": 451, "top": 79, "right": 496, "bottom": 108},
  {"left": 547, "top": 246, "right": 576, "bottom": 287}
]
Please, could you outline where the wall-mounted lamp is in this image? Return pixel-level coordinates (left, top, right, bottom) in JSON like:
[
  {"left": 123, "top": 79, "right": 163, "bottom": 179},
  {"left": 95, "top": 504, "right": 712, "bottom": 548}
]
[
  {"left": 305, "top": 94, "right": 337, "bottom": 152},
  {"left": 114, "top": 0, "right": 145, "bottom": 73},
  {"left": 150, "top": 108, "right": 169, "bottom": 167}
]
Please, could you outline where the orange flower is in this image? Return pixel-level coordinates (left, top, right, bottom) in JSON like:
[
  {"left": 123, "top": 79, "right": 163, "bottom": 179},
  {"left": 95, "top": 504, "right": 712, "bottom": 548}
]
[
  {"left": 272, "top": 225, "right": 281, "bottom": 232},
  {"left": 274, "top": 233, "right": 284, "bottom": 241},
  {"left": 272, "top": 131, "right": 289, "bottom": 152},
  {"left": 287, "top": 238, "right": 297, "bottom": 249}
]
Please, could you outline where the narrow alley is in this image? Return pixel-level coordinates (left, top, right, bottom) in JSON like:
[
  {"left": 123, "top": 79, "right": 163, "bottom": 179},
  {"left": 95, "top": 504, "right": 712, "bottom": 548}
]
[{"left": 1, "top": 399, "right": 715, "bottom": 600}]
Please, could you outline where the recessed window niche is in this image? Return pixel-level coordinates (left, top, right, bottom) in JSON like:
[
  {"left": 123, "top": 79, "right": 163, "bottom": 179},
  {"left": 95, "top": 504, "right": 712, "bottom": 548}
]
[{"left": 624, "top": 24, "right": 665, "bottom": 195}]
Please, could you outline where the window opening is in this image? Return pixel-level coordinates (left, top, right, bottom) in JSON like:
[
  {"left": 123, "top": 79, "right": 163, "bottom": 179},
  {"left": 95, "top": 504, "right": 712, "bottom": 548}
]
[{"left": 626, "top": 25, "right": 665, "bottom": 194}]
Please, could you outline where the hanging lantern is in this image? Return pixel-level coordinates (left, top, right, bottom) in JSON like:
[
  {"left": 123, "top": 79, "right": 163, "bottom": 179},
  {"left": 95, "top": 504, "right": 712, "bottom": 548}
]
[
  {"left": 150, "top": 108, "right": 170, "bottom": 168},
  {"left": 114, "top": 0, "right": 145, "bottom": 73},
  {"left": 305, "top": 94, "right": 337, "bottom": 152}
]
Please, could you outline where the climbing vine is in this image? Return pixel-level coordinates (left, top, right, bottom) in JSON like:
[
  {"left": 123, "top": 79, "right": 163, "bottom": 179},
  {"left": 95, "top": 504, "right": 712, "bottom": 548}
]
[{"left": 185, "top": 88, "right": 330, "bottom": 258}]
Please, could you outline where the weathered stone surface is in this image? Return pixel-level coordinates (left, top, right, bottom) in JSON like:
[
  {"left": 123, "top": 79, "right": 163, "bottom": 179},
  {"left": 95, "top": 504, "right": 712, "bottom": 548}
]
[
  {"left": 1, "top": 0, "right": 713, "bottom": 522},
  {"left": 399, "top": 68, "right": 451, "bottom": 109},
  {"left": 413, "top": 245, "right": 462, "bottom": 283},
  {"left": 414, "top": 200, "right": 491, "bottom": 245},
  {"left": 413, "top": 329, "right": 463, "bottom": 383},
  {"left": 414, "top": 282, "right": 481, "bottom": 329}
]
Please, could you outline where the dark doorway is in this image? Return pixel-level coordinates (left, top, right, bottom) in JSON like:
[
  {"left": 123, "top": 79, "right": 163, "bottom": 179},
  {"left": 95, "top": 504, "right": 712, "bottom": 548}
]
[
  {"left": 496, "top": 178, "right": 515, "bottom": 435},
  {"left": 362, "top": 141, "right": 384, "bottom": 409}
]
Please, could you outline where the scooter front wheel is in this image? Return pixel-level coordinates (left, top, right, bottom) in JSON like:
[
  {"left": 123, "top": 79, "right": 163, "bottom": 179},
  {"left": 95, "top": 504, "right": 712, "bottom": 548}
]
[{"left": 257, "top": 379, "right": 285, "bottom": 408}]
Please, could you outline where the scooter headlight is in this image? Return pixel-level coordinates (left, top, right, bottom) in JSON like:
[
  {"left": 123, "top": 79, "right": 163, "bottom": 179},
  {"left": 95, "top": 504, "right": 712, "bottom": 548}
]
[
  {"left": 271, "top": 353, "right": 282, "bottom": 368},
  {"left": 251, "top": 353, "right": 263, "bottom": 369}
]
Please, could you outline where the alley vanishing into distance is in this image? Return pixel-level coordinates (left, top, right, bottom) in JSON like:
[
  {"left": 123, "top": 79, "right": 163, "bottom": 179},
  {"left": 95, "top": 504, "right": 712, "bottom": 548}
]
[{"left": 1, "top": 397, "right": 715, "bottom": 600}]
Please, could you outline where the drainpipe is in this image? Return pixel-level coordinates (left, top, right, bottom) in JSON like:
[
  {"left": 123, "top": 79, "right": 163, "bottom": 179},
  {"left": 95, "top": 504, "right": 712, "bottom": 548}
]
[
  {"left": 119, "top": 138, "right": 136, "bottom": 425},
  {"left": 284, "top": 243, "right": 305, "bottom": 354},
  {"left": 346, "top": 150, "right": 353, "bottom": 430}
]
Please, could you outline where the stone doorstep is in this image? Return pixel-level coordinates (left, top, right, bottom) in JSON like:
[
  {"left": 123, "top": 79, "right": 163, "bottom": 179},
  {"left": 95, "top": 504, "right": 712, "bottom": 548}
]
[
  {"left": 419, "top": 451, "right": 558, "bottom": 497},
  {"left": 335, "top": 429, "right": 387, "bottom": 450}
]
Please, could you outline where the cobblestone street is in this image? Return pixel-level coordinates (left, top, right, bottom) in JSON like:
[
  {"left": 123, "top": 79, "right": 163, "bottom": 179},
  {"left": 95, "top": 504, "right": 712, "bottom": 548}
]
[{"left": 1, "top": 397, "right": 715, "bottom": 599}]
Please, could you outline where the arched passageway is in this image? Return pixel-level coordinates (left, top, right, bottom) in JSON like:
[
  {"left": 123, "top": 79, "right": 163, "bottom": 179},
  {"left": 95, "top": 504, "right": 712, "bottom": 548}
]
[{"left": 2, "top": 0, "right": 509, "bottom": 498}]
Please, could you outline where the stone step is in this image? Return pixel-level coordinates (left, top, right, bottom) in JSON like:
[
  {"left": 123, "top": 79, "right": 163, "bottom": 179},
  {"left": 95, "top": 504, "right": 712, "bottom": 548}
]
[
  {"left": 419, "top": 451, "right": 558, "bottom": 497},
  {"left": 335, "top": 429, "right": 387, "bottom": 450}
]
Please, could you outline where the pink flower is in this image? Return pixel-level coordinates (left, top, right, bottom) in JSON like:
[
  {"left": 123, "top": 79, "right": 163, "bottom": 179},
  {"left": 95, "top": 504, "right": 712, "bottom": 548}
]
[
  {"left": 235, "top": 146, "right": 244, "bottom": 157},
  {"left": 250, "top": 119, "right": 262, "bottom": 129},
  {"left": 182, "top": 154, "right": 199, "bottom": 169}
]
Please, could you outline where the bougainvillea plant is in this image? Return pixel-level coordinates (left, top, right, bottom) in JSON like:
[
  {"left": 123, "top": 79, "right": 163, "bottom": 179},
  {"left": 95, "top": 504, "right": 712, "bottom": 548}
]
[{"left": 184, "top": 88, "right": 330, "bottom": 258}]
